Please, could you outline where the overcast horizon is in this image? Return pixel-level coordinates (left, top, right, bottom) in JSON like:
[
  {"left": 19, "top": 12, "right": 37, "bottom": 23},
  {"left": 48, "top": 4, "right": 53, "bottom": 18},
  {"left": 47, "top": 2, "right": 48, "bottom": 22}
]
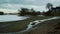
[{"left": 0, "top": 0, "right": 60, "bottom": 13}]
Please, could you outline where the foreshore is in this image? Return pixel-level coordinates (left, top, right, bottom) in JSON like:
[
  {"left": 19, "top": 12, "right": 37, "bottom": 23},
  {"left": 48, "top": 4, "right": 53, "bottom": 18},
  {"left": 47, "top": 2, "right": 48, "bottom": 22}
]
[
  {"left": 0, "top": 16, "right": 58, "bottom": 34},
  {"left": 21, "top": 17, "right": 60, "bottom": 34}
]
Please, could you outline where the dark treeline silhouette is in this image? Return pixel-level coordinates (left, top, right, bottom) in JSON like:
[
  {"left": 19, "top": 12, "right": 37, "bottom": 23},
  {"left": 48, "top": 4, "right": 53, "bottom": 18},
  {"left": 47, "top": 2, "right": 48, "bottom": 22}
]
[
  {"left": 43, "top": 3, "right": 60, "bottom": 16},
  {"left": 18, "top": 8, "right": 41, "bottom": 16},
  {"left": 0, "top": 11, "right": 4, "bottom": 15},
  {"left": 18, "top": 3, "right": 60, "bottom": 16}
]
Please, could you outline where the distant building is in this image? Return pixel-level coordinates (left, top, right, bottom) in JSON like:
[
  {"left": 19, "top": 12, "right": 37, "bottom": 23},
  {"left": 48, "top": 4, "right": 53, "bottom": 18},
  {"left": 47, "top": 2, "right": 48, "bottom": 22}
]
[
  {"left": 51, "top": 7, "right": 60, "bottom": 12},
  {"left": 45, "top": 6, "right": 60, "bottom": 16},
  {"left": 51, "top": 6, "right": 60, "bottom": 16},
  {"left": 0, "top": 12, "right": 4, "bottom": 15}
]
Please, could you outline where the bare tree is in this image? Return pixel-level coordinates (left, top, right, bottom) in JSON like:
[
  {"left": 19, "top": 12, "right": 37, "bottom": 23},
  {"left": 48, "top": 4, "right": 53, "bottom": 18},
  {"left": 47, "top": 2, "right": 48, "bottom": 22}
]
[{"left": 46, "top": 3, "right": 53, "bottom": 11}]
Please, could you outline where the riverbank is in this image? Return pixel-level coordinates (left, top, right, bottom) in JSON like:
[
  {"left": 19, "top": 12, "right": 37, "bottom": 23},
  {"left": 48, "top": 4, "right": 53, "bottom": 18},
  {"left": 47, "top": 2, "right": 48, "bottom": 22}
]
[
  {"left": 21, "top": 17, "right": 60, "bottom": 34},
  {"left": 0, "top": 16, "right": 50, "bottom": 33}
]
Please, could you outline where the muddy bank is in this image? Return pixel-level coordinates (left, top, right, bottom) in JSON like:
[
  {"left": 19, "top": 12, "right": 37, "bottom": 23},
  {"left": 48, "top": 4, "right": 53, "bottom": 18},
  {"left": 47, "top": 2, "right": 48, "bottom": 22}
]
[{"left": 21, "top": 18, "right": 60, "bottom": 34}]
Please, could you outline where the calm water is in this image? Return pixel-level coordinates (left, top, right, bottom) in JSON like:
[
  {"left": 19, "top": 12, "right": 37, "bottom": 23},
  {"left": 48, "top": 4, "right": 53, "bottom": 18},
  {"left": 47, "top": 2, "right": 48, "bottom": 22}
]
[{"left": 0, "top": 15, "right": 29, "bottom": 22}]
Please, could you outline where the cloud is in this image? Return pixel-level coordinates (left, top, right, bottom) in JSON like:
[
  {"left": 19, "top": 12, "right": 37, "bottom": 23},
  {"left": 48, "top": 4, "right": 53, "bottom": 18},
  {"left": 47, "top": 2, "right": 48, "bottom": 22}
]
[
  {"left": 0, "top": 9, "right": 18, "bottom": 13},
  {"left": 25, "top": 0, "right": 36, "bottom": 2},
  {"left": 50, "top": 0, "right": 60, "bottom": 3},
  {"left": 0, "top": 3, "right": 46, "bottom": 12},
  {"left": 0, "top": 0, "right": 60, "bottom": 13}
]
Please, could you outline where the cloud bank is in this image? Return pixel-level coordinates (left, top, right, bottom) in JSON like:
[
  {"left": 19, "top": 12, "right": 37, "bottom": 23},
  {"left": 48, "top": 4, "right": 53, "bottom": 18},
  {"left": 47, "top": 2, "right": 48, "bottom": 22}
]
[{"left": 0, "top": 0, "right": 60, "bottom": 13}]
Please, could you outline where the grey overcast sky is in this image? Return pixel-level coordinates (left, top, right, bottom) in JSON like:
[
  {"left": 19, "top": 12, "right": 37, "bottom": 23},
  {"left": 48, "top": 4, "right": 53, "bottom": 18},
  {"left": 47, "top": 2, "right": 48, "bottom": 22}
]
[{"left": 0, "top": 0, "right": 60, "bottom": 13}]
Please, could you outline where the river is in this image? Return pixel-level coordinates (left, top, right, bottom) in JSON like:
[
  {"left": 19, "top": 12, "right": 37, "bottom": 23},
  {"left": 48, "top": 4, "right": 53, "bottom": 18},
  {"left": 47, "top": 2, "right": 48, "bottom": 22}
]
[{"left": 0, "top": 15, "right": 29, "bottom": 22}]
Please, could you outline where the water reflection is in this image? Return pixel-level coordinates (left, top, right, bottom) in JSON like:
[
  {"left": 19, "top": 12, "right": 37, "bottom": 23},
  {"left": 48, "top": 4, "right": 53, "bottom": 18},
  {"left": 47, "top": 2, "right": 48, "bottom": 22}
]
[{"left": 0, "top": 15, "right": 29, "bottom": 22}]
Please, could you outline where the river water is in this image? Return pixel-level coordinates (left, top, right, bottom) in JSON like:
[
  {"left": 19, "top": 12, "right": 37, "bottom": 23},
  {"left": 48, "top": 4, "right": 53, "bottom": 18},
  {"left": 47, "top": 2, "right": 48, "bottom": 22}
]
[{"left": 0, "top": 15, "right": 29, "bottom": 22}]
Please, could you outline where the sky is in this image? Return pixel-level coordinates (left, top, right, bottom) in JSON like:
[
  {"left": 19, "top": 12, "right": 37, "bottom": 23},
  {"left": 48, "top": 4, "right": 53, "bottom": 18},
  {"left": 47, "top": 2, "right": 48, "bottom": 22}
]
[{"left": 0, "top": 0, "right": 60, "bottom": 13}]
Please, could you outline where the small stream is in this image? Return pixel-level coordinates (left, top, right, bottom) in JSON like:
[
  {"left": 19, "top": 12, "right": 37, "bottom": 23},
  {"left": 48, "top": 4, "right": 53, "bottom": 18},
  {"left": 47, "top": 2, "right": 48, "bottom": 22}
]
[{"left": 1, "top": 17, "right": 60, "bottom": 34}]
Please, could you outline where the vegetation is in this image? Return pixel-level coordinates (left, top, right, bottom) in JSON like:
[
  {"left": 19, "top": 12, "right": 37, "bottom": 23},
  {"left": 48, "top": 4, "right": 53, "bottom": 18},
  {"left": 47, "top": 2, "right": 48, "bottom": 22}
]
[
  {"left": 18, "top": 8, "right": 41, "bottom": 16},
  {"left": 0, "top": 11, "right": 4, "bottom": 15},
  {"left": 18, "top": 3, "right": 60, "bottom": 16},
  {"left": 46, "top": 3, "right": 53, "bottom": 11},
  {"left": 43, "top": 3, "right": 60, "bottom": 16}
]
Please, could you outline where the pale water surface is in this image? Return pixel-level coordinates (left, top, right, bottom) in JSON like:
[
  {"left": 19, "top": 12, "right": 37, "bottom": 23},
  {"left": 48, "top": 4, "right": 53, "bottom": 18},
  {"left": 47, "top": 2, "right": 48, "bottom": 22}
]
[{"left": 0, "top": 15, "right": 29, "bottom": 22}]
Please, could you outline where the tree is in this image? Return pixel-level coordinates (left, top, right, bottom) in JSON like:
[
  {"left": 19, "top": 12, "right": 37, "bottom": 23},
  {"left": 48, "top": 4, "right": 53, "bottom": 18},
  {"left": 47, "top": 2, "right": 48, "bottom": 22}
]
[
  {"left": 0, "top": 11, "right": 4, "bottom": 15},
  {"left": 31, "top": 8, "right": 35, "bottom": 12},
  {"left": 19, "top": 8, "right": 29, "bottom": 16},
  {"left": 45, "top": 3, "right": 53, "bottom": 16},
  {"left": 46, "top": 3, "right": 53, "bottom": 11},
  {"left": 18, "top": 8, "right": 41, "bottom": 16}
]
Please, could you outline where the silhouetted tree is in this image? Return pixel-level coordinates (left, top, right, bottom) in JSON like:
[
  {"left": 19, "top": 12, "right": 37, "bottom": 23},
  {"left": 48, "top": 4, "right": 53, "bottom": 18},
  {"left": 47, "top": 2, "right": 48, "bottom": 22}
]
[
  {"left": 46, "top": 3, "right": 53, "bottom": 11},
  {"left": 20, "top": 8, "right": 29, "bottom": 16},
  {"left": 0, "top": 11, "right": 4, "bottom": 15},
  {"left": 18, "top": 8, "right": 41, "bottom": 16},
  {"left": 44, "top": 3, "right": 53, "bottom": 16},
  {"left": 42, "top": 11, "right": 46, "bottom": 15}
]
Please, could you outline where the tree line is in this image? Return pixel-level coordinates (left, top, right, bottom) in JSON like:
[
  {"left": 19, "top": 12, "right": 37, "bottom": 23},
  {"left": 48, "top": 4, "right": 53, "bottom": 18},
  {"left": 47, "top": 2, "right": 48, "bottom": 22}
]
[
  {"left": 43, "top": 3, "right": 60, "bottom": 16},
  {"left": 18, "top": 8, "right": 41, "bottom": 16},
  {"left": 19, "top": 3, "right": 60, "bottom": 16}
]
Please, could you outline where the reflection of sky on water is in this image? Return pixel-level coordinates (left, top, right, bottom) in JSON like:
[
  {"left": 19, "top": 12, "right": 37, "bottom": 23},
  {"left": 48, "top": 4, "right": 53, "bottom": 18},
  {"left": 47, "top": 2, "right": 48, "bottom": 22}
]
[{"left": 0, "top": 15, "right": 29, "bottom": 22}]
